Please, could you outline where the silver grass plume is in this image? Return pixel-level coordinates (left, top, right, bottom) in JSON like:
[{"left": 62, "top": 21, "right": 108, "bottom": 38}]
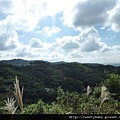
[
  {"left": 98, "top": 85, "right": 109, "bottom": 114},
  {"left": 101, "top": 85, "right": 109, "bottom": 104},
  {"left": 3, "top": 97, "right": 18, "bottom": 114},
  {"left": 87, "top": 85, "right": 92, "bottom": 96},
  {"left": 13, "top": 76, "right": 23, "bottom": 112}
]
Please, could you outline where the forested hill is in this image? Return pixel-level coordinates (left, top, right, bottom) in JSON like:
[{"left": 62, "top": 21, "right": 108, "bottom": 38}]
[
  {"left": 1, "top": 59, "right": 31, "bottom": 66},
  {"left": 0, "top": 59, "right": 120, "bottom": 105}
]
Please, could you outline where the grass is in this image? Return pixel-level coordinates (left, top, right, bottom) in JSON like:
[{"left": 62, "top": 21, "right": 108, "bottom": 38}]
[
  {"left": 13, "top": 76, "right": 23, "bottom": 113},
  {"left": 3, "top": 97, "right": 18, "bottom": 114}
]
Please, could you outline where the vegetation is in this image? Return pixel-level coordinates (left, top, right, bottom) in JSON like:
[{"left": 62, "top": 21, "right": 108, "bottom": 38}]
[
  {"left": 0, "top": 60, "right": 120, "bottom": 114},
  {"left": 21, "top": 83, "right": 120, "bottom": 114}
]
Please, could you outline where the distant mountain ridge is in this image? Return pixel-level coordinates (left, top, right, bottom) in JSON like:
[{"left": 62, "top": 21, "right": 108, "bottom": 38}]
[
  {"left": 1, "top": 59, "right": 120, "bottom": 67},
  {"left": 1, "top": 59, "right": 31, "bottom": 66}
]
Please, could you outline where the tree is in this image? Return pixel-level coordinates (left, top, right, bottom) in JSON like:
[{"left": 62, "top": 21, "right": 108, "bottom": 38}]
[
  {"left": 62, "top": 77, "right": 83, "bottom": 93},
  {"left": 105, "top": 73, "right": 120, "bottom": 101}
]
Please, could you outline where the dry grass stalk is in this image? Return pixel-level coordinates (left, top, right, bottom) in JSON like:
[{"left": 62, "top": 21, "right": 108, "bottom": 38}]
[
  {"left": 13, "top": 76, "right": 23, "bottom": 112},
  {"left": 3, "top": 97, "right": 18, "bottom": 114},
  {"left": 87, "top": 85, "right": 92, "bottom": 96},
  {"left": 98, "top": 85, "right": 109, "bottom": 114},
  {"left": 101, "top": 85, "right": 109, "bottom": 104}
]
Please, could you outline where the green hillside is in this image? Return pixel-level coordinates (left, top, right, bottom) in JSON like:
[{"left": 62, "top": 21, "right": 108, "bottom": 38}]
[
  {"left": 0, "top": 60, "right": 119, "bottom": 105},
  {"left": 1, "top": 60, "right": 120, "bottom": 114}
]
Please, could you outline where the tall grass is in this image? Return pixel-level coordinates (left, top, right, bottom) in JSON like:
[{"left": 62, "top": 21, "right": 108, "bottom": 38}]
[
  {"left": 3, "top": 97, "right": 18, "bottom": 114},
  {"left": 13, "top": 76, "right": 23, "bottom": 112},
  {"left": 98, "top": 85, "right": 109, "bottom": 114},
  {"left": 87, "top": 85, "right": 92, "bottom": 96}
]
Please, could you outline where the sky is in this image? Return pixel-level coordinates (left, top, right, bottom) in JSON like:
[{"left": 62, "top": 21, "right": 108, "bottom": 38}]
[{"left": 0, "top": 0, "right": 120, "bottom": 64}]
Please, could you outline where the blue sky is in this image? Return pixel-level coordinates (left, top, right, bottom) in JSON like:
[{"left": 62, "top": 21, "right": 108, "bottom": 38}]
[{"left": 0, "top": 0, "right": 120, "bottom": 64}]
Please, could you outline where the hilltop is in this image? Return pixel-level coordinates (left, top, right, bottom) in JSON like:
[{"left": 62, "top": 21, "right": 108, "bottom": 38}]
[{"left": 1, "top": 59, "right": 120, "bottom": 66}]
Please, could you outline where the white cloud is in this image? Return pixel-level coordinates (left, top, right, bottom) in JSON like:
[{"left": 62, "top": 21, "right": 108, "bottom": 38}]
[
  {"left": 1, "top": 0, "right": 67, "bottom": 17},
  {"left": 0, "top": 0, "right": 67, "bottom": 33},
  {"left": 15, "top": 45, "right": 44, "bottom": 59},
  {"left": 77, "top": 27, "right": 107, "bottom": 52},
  {"left": 105, "top": 35, "right": 116, "bottom": 40},
  {"left": 0, "top": 0, "right": 41, "bottom": 32},
  {"left": 0, "top": 51, "right": 16, "bottom": 60},
  {"left": 0, "top": 0, "right": 120, "bottom": 64},
  {"left": 15, "top": 46, "right": 33, "bottom": 58},
  {"left": 0, "top": 0, "right": 41, "bottom": 15},
  {"left": 38, "top": 26, "right": 62, "bottom": 36},
  {"left": 42, "top": 0, "right": 66, "bottom": 16},
  {"left": 61, "top": 40, "right": 80, "bottom": 51},
  {"left": 107, "top": 0, "right": 120, "bottom": 32},
  {"left": 29, "top": 38, "right": 44, "bottom": 48},
  {"left": 0, "top": 0, "right": 118, "bottom": 33},
  {"left": 63, "top": 0, "right": 116, "bottom": 28},
  {"left": 0, "top": 0, "right": 14, "bottom": 14},
  {"left": 45, "top": 52, "right": 65, "bottom": 62},
  {"left": 3, "top": 12, "right": 39, "bottom": 32},
  {"left": 54, "top": 27, "right": 108, "bottom": 54},
  {"left": 55, "top": 35, "right": 80, "bottom": 53},
  {"left": 69, "top": 50, "right": 83, "bottom": 58},
  {"left": 0, "top": 21, "right": 21, "bottom": 51},
  {"left": 14, "top": 43, "right": 65, "bottom": 61},
  {"left": 81, "top": 39, "right": 102, "bottom": 52}
]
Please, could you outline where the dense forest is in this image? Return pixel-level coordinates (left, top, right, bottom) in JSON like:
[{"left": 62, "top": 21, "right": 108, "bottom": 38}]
[{"left": 0, "top": 59, "right": 120, "bottom": 114}]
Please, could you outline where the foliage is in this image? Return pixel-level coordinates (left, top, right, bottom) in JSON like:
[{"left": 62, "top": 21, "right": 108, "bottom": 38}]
[
  {"left": 22, "top": 100, "right": 44, "bottom": 114},
  {"left": 0, "top": 61, "right": 117, "bottom": 105},
  {"left": 105, "top": 73, "right": 120, "bottom": 101},
  {"left": 1, "top": 60, "right": 120, "bottom": 114},
  {"left": 23, "top": 84, "right": 120, "bottom": 114}
]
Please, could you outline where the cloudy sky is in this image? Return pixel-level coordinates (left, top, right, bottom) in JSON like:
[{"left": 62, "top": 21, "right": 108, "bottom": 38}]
[{"left": 0, "top": 0, "right": 120, "bottom": 64}]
